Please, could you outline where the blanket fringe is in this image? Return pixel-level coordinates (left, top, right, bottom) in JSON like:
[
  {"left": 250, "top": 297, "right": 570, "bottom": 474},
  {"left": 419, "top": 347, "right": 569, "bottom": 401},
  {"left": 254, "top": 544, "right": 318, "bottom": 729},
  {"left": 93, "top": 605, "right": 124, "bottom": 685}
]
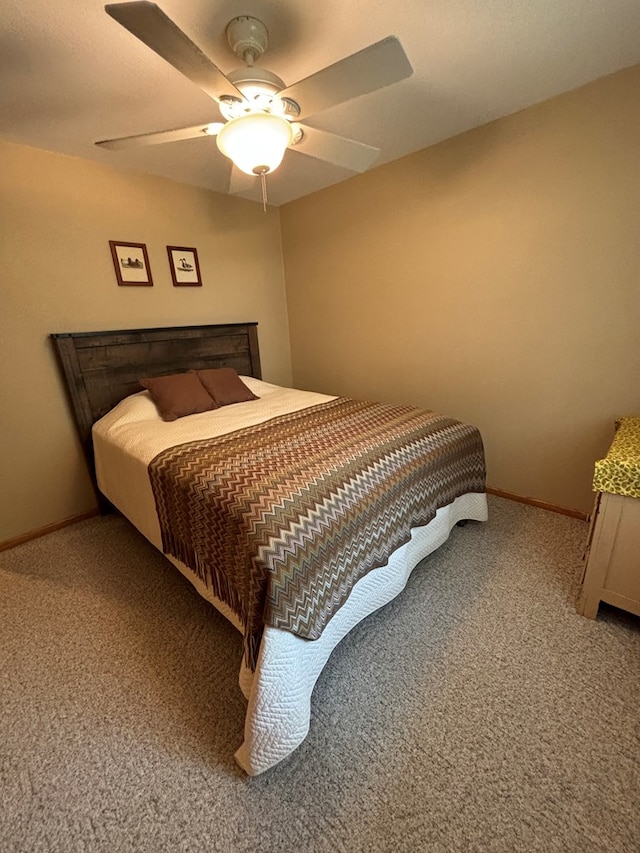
[{"left": 161, "top": 529, "right": 262, "bottom": 670}]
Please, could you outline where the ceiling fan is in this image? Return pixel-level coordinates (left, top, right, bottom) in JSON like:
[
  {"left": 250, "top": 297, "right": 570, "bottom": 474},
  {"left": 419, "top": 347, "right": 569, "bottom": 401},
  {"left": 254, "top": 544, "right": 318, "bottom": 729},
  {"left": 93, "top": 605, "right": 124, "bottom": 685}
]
[{"left": 97, "top": 2, "right": 413, "bottom": 206}]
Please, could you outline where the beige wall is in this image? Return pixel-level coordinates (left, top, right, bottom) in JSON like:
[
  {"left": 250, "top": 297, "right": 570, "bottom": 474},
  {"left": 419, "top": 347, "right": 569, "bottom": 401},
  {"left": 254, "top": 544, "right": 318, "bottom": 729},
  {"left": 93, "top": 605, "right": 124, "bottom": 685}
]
[
  {"left": 0, "top": 141, "right": 291, "bottom": 542},
  {"left": 281, "top": 65, "right": 640, "bottom": 515}
]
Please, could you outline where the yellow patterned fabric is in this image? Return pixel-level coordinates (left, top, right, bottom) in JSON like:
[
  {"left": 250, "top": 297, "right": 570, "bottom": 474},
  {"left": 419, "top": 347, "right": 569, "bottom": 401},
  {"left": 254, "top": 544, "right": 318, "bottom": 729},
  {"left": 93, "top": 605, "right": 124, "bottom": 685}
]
[{"left": 593, "top": 416, "right": 640, "bottom": 499}]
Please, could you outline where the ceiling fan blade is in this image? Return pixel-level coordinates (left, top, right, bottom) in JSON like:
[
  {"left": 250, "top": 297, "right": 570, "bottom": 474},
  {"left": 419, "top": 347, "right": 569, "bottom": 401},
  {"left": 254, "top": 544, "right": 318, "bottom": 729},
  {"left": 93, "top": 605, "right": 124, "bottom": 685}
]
[
  {"left": 105, "top": 1, "right": 244, "bottom": 102},
  {"left": 279, "top": 36, "right": 412, "bottom": 121},
  {"left": 293, "top": 125, "right": 380, "bottom": 173},
  {"left": 96, "top": 123, "right": 219, "bottom": 150}
]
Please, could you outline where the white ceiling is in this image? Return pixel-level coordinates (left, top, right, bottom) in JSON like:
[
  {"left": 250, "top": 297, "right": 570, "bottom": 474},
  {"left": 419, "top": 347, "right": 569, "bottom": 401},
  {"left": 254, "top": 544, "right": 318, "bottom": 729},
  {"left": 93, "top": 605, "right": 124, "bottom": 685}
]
[{"left": 3, "top": 0, "right": 640, "bottom": 206}]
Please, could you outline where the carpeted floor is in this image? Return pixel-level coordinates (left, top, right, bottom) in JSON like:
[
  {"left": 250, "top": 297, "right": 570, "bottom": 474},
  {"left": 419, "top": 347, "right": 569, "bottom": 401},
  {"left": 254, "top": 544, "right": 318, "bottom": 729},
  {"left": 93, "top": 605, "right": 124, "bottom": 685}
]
[{"left": 1, "top": 495, "right": 638, "bottom": 853}]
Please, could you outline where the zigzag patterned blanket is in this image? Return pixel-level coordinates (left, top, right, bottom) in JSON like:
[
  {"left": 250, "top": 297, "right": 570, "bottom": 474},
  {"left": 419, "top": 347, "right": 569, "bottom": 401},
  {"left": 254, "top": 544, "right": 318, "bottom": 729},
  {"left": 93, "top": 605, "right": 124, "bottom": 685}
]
[{"left": 148, "top": 398, "right": 486, "bottom": 670}]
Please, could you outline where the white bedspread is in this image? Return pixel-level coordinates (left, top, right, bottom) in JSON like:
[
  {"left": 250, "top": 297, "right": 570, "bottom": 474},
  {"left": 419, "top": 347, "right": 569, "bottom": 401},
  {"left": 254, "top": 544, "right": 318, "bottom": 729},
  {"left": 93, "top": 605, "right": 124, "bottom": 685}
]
[{"left": 93, "top": 378, "right": 488, "bottom": 774}]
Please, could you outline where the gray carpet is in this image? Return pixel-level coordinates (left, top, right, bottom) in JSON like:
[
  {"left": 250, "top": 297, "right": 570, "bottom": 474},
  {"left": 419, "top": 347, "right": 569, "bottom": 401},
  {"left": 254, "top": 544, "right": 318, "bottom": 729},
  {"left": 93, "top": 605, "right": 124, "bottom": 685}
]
[{"left": 1, "top": 495, "right": 638, "bottom": 853}]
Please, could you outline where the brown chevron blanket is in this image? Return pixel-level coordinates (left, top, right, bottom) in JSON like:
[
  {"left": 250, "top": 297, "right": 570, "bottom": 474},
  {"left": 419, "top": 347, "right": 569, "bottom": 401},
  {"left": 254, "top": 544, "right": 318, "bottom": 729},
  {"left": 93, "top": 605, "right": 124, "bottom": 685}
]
[{"left": 148, "top": 398, "right": 486, "bottom": 670}]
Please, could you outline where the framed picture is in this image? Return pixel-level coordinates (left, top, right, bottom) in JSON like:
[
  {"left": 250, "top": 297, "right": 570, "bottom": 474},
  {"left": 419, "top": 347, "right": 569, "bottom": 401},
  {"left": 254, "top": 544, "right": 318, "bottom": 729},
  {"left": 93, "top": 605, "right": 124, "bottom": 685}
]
[
  {"left": 167, "top": 246, "right": 202, "bottom": 287},
  {"left": 109, "top": 241, "right": 153, "bottom": 287}
]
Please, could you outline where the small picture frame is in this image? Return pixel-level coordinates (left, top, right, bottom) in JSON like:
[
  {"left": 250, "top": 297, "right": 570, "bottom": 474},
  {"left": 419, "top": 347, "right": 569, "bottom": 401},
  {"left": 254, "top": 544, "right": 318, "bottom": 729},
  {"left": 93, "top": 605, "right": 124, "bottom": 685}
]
[
  {"left": 109, "top": 241, "right": 153, "bottom": 287},
  {"left": 167, "top": 246, "right": 202, "bottom": 287}
]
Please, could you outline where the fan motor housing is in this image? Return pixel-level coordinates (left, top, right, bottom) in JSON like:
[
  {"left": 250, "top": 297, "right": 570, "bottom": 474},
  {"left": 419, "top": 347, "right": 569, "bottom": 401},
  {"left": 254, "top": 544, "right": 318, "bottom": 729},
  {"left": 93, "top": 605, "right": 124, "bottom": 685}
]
[
  {"left": 223, "top": 68, "right": 301, "bottom": 120},
  {"left": 227, "top": 66, "right": 285, "bottom": 94}
]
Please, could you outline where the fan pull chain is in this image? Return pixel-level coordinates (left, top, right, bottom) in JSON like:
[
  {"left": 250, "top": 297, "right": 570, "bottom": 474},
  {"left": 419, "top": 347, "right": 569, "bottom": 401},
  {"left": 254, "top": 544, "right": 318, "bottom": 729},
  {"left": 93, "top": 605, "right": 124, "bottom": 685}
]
[{"left": 260, "top": 172, "right": 268, "bottom": 212}]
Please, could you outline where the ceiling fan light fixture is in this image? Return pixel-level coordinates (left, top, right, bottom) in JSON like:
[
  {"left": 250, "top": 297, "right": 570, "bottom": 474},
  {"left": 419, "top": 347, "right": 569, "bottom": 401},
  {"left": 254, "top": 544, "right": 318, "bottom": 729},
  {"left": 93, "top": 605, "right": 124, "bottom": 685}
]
[{"left": 216, "top": 113, "right": 293, "bottom": 176}]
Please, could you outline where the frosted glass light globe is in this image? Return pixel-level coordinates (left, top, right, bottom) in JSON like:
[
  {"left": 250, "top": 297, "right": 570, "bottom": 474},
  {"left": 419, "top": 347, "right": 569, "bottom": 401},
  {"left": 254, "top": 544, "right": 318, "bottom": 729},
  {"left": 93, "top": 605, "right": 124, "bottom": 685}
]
[{"left": 217, "top": 113, "right": 293, "bottom": 176}]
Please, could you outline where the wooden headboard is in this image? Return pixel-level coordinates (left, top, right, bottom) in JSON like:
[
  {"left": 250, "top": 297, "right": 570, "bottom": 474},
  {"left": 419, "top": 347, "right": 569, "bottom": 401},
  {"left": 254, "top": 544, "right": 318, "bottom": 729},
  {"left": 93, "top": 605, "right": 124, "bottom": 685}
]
[{"left": 51, "top": 322, "right": 261, "bottom": 504}]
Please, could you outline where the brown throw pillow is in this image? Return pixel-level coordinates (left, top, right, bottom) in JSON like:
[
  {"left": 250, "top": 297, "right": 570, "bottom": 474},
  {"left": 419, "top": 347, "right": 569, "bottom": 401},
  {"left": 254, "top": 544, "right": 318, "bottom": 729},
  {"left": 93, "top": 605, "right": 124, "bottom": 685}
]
[
  {"left": 194, "top": 367, "right": 259, "bottom": 406},
  {"left": 140, "top": 372, "right": 218, "bottom": 421}
]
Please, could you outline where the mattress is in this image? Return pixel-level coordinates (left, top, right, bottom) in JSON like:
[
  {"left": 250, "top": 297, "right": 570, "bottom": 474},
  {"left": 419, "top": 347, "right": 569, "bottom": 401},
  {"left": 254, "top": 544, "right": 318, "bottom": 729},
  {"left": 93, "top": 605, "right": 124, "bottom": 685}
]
[{"left": 92, "top": 377, "right": 488, "bottom": 774}]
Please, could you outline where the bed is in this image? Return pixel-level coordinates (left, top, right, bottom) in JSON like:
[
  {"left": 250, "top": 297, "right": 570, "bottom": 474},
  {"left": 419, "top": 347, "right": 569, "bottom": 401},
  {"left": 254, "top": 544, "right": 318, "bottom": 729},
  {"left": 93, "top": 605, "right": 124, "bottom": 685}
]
[{"left": 51, "top": 322, "right": 488, "bottom": 775}]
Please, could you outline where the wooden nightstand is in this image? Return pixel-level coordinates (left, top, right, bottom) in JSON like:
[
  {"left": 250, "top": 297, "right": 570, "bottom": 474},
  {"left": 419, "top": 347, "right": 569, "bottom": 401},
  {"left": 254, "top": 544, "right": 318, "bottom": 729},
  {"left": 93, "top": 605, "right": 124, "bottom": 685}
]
[{"left": 579, "top": 417, "right": 640, "bottom": 620}]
